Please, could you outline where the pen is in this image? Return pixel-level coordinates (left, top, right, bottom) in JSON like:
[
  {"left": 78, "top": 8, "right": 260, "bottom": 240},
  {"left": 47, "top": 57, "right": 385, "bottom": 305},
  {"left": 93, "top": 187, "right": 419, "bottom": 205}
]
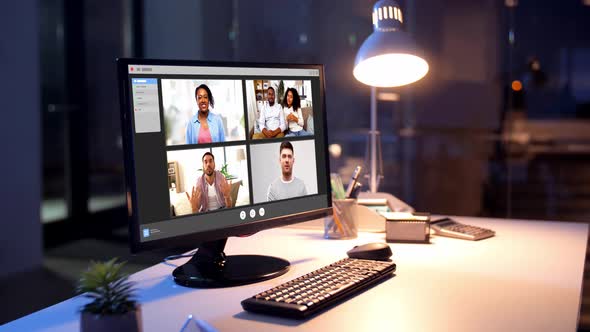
[{"left": 345, "top": 166, "right": 362, "bottom": 198}]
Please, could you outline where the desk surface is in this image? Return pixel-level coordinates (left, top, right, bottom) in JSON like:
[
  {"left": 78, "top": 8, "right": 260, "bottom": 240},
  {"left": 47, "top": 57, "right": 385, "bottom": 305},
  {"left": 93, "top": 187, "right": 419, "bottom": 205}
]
[{"left": 2, "top": 217, "right": 588, "bottom": 332}]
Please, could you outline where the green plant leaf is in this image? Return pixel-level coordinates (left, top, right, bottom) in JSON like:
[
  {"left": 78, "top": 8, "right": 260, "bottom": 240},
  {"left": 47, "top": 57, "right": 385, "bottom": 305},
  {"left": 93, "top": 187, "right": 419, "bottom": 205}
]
[{"left": 76, "top": 258, "right": 138, "bottom": 315}]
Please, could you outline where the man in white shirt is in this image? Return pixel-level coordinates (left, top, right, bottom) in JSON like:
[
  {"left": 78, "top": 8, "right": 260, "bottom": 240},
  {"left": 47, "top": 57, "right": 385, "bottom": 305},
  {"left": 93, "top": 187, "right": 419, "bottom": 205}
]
[
  {"left": 252, "top": 87, "right": 286, "bottom": 139},
  {"left": 267, "top": 141, "right": 308, "bottom": 201}
]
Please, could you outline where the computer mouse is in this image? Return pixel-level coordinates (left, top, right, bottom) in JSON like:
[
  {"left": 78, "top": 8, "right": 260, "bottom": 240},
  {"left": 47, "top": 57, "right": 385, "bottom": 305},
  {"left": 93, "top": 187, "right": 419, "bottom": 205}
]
[{"left": 346, "top": 242, "right": 392, "bottom": 261}]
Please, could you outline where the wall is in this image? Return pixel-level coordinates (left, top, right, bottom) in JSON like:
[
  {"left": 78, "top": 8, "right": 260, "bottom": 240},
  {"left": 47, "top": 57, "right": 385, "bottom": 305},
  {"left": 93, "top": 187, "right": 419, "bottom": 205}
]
[
  {"left": 413, "top": 0, "right": 502, "bottom": 129},
  {"left": 143, "top": 0, "right": 204, "bottom": 60},
  {"left": 0, "top": 1, "right": 43, "bottom": 276}
]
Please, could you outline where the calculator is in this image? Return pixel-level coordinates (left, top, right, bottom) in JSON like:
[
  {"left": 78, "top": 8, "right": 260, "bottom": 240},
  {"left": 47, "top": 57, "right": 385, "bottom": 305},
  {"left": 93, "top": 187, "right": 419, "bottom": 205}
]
[{"left": 430, "top": 218, "right": 495, "bottom": 241}]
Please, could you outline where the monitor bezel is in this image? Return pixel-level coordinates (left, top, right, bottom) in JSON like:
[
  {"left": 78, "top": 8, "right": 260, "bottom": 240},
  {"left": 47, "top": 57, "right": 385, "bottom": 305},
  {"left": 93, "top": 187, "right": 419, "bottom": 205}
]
[{"left": 116, "top": 58, "right": 333, "bottom": 253}]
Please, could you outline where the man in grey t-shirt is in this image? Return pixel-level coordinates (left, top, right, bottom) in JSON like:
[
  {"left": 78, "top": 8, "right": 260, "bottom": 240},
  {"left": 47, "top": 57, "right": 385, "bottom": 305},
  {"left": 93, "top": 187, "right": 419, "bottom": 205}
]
[{"left": 267, "top": 141, "right": 308, "bottom": 201}]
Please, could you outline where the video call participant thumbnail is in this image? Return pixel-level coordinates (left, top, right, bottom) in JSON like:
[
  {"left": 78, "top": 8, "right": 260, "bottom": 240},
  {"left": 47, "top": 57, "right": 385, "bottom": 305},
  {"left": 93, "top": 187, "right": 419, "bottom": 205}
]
[
  {"left": 267, "top": 141, "right": 308, "bottom": 201},
  {"left": 283, "top": 88, "right": 311, "bottom": 137},
  {"left": 186, "top": 152, "right": 232, "bottom": 212},
  {"left": 250, "top": 139, "right": 318, "bottom": 203},
  {"left": 253, "top": 87, "right": 286, "bottom": 139},
  {"left": 186, "top": 84, "right": 226, "bottom": 144}
]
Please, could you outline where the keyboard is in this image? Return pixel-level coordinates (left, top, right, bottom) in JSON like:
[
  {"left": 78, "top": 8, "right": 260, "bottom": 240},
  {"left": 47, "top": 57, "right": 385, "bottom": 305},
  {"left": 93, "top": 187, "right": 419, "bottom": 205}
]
[
  {"left": 241, "top": 258, "right": 396, "bottom": 319},
  {"left": 431, "top": 217, "right": 495, "bottom": 241}
]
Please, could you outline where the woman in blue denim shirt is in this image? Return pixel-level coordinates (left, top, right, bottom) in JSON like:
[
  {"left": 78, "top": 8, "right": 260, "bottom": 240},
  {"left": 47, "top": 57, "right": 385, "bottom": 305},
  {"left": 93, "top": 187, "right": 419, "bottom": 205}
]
[{"left": 185, "top": 84, "right": 226, "bottom": 144}]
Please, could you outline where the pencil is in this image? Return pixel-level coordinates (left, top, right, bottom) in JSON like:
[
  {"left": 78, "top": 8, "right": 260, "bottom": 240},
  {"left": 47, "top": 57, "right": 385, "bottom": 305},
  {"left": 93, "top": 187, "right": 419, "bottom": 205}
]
[{"left": 332, "top": 208, "right": 345, "bottom": 235}]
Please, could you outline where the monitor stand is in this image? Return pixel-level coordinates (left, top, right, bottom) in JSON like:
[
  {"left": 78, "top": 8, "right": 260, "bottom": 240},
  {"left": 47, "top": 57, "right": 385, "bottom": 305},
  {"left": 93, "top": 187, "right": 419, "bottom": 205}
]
[{"left": 172, "top": 238, "right": 290, "bottom": 288}]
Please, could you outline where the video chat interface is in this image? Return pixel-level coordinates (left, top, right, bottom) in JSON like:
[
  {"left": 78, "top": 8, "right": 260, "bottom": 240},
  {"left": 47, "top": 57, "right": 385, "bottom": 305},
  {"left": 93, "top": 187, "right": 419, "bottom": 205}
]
[{"left": 127, "top": 64, "right": 330, "bottom": 242}]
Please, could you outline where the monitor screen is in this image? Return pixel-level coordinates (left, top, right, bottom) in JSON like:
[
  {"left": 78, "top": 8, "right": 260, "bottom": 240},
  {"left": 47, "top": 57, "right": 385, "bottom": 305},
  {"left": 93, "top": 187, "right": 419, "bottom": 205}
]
[{"left": 117, "top": 59, "right": 332, "bottom": 287}]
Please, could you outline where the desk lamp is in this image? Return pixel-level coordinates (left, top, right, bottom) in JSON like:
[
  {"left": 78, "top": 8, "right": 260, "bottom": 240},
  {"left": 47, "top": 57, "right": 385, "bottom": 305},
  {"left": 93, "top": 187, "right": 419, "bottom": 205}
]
[{"left": 353, "top": 0, "right": 428, "bottom": 193}]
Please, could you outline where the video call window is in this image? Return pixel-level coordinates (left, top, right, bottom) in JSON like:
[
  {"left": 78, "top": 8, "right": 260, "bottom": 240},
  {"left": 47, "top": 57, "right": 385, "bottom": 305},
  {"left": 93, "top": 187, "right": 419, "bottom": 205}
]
[
  {"left": 167, "top": 145, "right": 250, "bottom": 217},
  {"left": 162, "top": 79, "right": 246, "bottom": 146},
  {"left": 245, "top": 80, "right": 314, "bottom": 140},
  {"left": 250, "top": 140, "right": 319, "bottom": 204},
  {"left": 160, "top": 76, "right": 321, "bottom": 220}
]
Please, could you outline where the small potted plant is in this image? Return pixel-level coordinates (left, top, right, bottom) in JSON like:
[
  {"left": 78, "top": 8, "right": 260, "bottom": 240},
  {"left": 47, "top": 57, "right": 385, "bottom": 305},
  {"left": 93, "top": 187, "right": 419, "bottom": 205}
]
[{"left": 77, "top": 258, "right": 142, "bottom": 332}]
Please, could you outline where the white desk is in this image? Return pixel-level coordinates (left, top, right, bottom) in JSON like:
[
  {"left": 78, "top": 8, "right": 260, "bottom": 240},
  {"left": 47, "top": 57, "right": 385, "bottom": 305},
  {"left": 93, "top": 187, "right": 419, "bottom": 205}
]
[{"left": 2, "top": 217, "right": 587, "bottom": 332}]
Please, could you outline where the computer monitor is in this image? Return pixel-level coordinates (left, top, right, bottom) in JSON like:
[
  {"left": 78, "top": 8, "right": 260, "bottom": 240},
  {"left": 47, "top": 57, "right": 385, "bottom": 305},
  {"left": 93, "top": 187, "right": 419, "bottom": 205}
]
[{"left": 116, "top": 58, "right": 332, "bottom": 288}]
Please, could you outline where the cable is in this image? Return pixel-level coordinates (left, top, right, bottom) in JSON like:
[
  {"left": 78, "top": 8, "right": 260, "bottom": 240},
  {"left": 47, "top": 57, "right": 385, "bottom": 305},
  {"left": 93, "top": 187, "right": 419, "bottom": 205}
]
[{"left": 163, "top": 250, "right": 197, "bottom": 262}]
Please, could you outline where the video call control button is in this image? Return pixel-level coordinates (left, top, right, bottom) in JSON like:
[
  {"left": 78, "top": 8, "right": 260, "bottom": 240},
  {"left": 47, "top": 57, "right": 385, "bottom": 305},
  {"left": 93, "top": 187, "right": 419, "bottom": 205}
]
[
  {"left": 240, "top": 211, "right": 246, "bottom": 220},
  {"left": 259, "top": 207, "right": 265, "bottom": 217},
  {"left": 249, "top": 209, "right": 256, "bottom": 218}
]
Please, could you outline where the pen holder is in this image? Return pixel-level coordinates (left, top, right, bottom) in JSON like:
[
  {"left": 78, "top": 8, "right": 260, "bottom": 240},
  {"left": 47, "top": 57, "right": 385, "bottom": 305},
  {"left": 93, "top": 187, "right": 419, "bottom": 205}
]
[{"left": 324, "top": 199, "right": 358, "bottom": 239}]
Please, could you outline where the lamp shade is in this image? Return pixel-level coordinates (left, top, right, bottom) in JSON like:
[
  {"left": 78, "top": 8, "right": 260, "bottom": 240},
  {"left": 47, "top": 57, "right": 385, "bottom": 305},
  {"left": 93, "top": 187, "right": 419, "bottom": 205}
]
[
  {"left": 236, "top": 148, "right": 246, "bottom": 161},
  {"left": 353, "top": 0, "right": 429, "bottom": 87}
]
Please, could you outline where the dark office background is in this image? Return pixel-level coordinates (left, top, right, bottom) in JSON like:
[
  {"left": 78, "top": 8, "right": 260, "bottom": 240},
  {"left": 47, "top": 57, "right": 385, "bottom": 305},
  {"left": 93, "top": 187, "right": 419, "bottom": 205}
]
[{"left": 2, "top": 0, "right": 590, "bottom": 329}]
